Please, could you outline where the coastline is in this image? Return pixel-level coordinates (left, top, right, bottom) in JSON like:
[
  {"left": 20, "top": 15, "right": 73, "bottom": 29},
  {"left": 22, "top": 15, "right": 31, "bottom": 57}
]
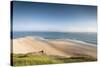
[{"left": 12, "top": 36, "right": 97, "bottom": 58}]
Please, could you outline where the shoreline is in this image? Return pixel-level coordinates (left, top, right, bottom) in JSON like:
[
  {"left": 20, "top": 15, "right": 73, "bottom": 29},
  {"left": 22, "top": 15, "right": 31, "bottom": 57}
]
[
  {"left": 13, "top": 36, "right": 97, "bottom": 46},
  {"left": 12, "top": 36, "right": 97, "bottom": 58},
  {"left": 44, "top": 39, "right": 97, "bottom": 47}
]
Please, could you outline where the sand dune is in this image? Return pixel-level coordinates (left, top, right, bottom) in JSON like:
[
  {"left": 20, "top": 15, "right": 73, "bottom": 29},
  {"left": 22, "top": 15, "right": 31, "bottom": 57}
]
[{"left": 12, "top": 36, "right": 97, "bottom": 58}]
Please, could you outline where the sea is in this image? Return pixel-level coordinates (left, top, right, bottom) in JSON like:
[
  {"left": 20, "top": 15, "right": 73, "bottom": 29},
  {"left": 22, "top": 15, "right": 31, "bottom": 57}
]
[{"left": 11, "top": 31, "right": 97, "bottom": 45}]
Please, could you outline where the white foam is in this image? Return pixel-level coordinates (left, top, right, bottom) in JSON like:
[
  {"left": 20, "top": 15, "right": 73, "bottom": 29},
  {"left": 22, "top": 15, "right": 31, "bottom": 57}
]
[
  {"left": 65, "top": 39, "right": 97, "bottom": 47},
  {"left": 38, "top": 38, "right": 97, "bottom": 47}
]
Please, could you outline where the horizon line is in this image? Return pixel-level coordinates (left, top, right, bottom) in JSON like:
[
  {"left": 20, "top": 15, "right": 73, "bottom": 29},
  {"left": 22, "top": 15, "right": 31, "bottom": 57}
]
[{"left": 11, "top": 31, "right": 97, "bottom": 33}]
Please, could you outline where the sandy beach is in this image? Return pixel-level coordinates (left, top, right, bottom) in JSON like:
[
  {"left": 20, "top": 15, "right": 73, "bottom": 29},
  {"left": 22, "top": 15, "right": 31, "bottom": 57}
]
[{"left": 12, "top": 36, "right": 97, "bottom": 58}]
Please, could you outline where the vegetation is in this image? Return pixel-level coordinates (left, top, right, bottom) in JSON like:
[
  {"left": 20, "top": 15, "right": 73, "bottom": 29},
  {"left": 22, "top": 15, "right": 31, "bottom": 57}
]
[{"left": 11, "top": 53, "right": 97, "bottom": 66}]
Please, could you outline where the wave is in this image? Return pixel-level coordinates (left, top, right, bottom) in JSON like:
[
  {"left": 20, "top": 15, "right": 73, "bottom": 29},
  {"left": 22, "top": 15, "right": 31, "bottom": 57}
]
[
  {"left": 32, "top": 36, "right": 96, "bottom": 47},
  {"left": 45, "top": 38, "right": 96, "bottom": 47},
  {"left": 65, "top": 39, "right": 97, "bottom": 47}
]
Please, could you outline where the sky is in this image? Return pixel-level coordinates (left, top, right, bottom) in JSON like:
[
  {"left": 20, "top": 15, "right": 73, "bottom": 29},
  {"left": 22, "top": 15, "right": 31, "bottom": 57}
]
[{"left": 12, "top": 1, "right": 97, "bottom": 32}]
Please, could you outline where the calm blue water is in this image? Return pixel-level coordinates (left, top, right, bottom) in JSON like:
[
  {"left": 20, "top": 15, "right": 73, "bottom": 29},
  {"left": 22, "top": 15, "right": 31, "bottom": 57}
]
[{"left": 12, "top": 32, "right": 97, "bottom": 45}]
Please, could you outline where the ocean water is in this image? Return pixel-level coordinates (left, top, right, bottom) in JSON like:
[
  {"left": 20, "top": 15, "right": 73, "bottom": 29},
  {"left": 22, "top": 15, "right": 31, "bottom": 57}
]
[{"left": 11, "top": 32, "right": 97, "bottom": 45}]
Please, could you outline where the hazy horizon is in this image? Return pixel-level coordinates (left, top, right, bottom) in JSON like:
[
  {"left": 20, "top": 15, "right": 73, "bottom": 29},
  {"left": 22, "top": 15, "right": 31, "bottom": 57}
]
[
  {"left": 13, "top": 30, "right": 97, "bottom": 33},
  {"left": 12, "top": 1, "right": 97, "bottom": 32}
]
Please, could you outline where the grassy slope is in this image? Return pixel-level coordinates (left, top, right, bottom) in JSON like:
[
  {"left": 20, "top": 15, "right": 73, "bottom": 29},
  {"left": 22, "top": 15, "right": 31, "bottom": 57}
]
[{"left": 11, "top": 53, "right": 97, "bottom": 66}]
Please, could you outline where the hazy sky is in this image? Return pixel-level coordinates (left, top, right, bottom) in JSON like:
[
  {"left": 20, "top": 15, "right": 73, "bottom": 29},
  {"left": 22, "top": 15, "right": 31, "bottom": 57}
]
[{"left": 12, "top": 1, "right": 97, "bottom": 32}]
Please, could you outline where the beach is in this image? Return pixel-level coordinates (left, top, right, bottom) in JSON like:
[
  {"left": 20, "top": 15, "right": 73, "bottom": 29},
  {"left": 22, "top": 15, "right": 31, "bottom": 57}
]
[
  {"left": 11, "top": 1, "right": 97, "bottom": 66},
  {"left": 12, "top": 36, "right": 97, "bottom": 58}
]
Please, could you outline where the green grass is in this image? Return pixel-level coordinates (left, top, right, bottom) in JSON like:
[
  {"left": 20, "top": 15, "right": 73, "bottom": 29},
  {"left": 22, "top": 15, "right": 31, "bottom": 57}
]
[{"left": 11, "top": 53, "right": 97, "bottom": 66}]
